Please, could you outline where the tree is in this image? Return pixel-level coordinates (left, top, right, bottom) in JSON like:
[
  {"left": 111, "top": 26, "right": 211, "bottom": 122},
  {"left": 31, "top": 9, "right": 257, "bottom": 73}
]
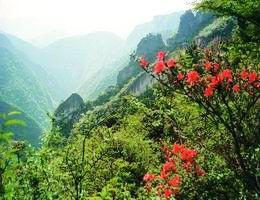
[
  {"left": 0, "top": 111, "right": 25, "bottom": 197},
  {"left": 138, "top": 46, "right": 259, "bottom": 196},
  {"left": 195, "top": 0, "right": 260, "bottom": 42}
]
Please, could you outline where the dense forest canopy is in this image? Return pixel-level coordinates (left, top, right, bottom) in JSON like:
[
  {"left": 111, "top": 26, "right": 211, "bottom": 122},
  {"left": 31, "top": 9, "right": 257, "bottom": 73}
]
[{"left": 0, "top": 0, "right": 259, "bottom": 199}]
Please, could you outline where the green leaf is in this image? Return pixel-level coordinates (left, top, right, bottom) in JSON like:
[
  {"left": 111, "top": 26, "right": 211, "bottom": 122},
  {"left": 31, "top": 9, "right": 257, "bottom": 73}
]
[
  {"left": 7, "top": 111, "right": 22, "bottom": 116},
  {"left": 4, "top": 119, "right": 26, "bottom": 127},
  {"left": 0, "top": 132, "right": 14, "bottom": 142}
]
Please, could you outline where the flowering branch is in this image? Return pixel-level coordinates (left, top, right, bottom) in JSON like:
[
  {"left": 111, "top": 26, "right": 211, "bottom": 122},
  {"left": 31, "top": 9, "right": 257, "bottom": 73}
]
[{"left": 138, "top": 46, "right": 260, "bottom": 193}]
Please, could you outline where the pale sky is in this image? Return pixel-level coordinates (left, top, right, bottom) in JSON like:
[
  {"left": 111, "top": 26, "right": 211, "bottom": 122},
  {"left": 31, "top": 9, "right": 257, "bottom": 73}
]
[{"left": 0, "top": 0, "right": 192, "bottom": 41}]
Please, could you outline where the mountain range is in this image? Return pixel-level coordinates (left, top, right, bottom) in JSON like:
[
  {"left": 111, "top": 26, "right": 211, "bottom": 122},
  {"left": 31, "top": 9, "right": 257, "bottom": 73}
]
[{"left": 0, "top": 10, "right": 186, "bottom": 144}]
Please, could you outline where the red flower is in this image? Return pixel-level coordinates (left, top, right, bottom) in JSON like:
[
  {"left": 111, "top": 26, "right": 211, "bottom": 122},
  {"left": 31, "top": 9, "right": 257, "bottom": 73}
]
[
  {"left": 240, "top": 69, "right": 249, "bottom": 80},
  {"left": 177, "top": 72, "right": 184, "bottom": 81},
  {"left": 154, "top": 61, "right": 166, "bottom": 74},
  {"left": 168, "top": 176, "right": 181, "bottom": 187},
  {"left": 157, "top": 51, "right": 166, "bottom": 61},
  {"left": 186, "top": 71, "right": 200, "bottom": 86},
  {"left": 204, "top": 61, "right": 212, "bottom": 71},
  {"left": 248, "top": 71, "right": 257, "bottom": 83},
  {"left": 143, "top": 173, "right": 156, "bottom": 182},
  {"left": 162, "top": 161, "right": 177, "bottom": 173},
  {"left": 180, "top": 148, "right": 197, "bottom": 163},
  {"left": 139, "top": 57, "right": 149, "bottom": 68},
  {"left": 160, "top": 169, "right": 170, "bottom": 179},
  {"left": 163, "top": 188, "right": 173, "bottom": 199},
  {"left": 161, "top": 146, "right": 171, "bottom": 161},
  {"left": 219, "top": 69, "right": 232, "bottom": 82},
  {"left": 204, "top": 87, "right": 214, "bottom": 97},
  {"left": 172, "top": 144, "right": 185, "bottom": 155},
  {"left": 213, "top": 63, "right": 220, "bottom": 71},
  {"left": 208, "top": 75, "right": 221, "bottom": 89},
  {"left": 166, "top": 59, "right": 177, "bottom": 68},
  {"left": 233, "top": 84, "right": 240, "bottom": 93},
  {"left": 254, "top": 83, "right": 260, "bottom": 88}
]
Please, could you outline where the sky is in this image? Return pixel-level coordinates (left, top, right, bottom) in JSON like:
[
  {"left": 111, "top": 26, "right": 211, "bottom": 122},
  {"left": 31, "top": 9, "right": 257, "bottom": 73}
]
[{"left": 0, "top": 0, "right": 192, "bottom": 41}]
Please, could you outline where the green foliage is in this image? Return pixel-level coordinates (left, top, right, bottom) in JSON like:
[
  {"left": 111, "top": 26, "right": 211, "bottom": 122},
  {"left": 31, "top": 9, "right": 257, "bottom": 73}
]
[
  {"left": 0, "top": 111, "right": 27, "bottom": 198},
  {"left": 0, "top": 102, "right": 42, "bottom": 145},
  {"left": 196, "top": 0, "right": 260, "bottom": 42},
  {"left": 1, "top": 1, "right": 259, "bottom": 199},
  {"left": 0, "top": 46, "right": 53, "bottom": 130}
]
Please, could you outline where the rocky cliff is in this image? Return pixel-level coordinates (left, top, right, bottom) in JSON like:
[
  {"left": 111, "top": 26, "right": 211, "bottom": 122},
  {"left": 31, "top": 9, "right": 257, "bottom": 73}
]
[{"left": 54, "top": 93, "right": 85, "bottom": 136}]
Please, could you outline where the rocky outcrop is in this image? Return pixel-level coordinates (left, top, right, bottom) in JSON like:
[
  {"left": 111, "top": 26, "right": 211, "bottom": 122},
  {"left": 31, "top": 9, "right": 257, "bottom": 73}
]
[
  {"left": 54, "top": 93, "right": 85, "bottom": 136},
  {"left": 127, "top": 73, "right": 154, "bottom": 95},
  {"left": 117, "top": 34, "right": 166, "bottom": 86},
  {"left": 167, "top": 11, "right": 215, "bottom": 50}
]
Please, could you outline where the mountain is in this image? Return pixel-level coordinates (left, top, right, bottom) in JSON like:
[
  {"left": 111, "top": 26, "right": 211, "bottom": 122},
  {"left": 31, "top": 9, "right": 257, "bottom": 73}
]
[
  {"left": 0, "top": 34, "right": 53, "bottom": 131},
  {"left": 117, "top": 11, "right": 236, "bottom": 96},
  {"left": 81, "top": 11, "right": 184, "bottom": 99},
  {"left": 2, "top": 11, "right": 184, "bottom": 102},
  {"left": 2, "top": 32, "right": 63, "bottom": 103},
  {"left": 78, "top": 54, "right": 129, "bottom": 100},
  {"left": 126, "top": 11, "right": 184, "bottom": 50},
  {"left": 30, "top": 30, "right": 69, "bottom": 47},
  {"left": 117, "top": 34, "right": 166, "bottom": 86},
  {"left": 167, "top": 11, "right": 216, "bottom": 50},
  {"left": 40, "top": 32, "right": 125, "bottom": 99}
]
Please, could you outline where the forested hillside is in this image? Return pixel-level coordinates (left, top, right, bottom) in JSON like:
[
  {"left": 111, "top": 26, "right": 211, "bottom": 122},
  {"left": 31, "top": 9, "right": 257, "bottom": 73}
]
[
  {"left": 0, "top": 0, "right": 259, "bottom": 199},
  {"left": 0, "top": 34, "right": 53, "bottom": 129}
]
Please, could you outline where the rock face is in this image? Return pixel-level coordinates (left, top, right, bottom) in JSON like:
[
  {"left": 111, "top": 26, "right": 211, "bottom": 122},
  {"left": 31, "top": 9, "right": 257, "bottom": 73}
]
[
  {"left": 54, "top": 93, "right": 85, "bottom": 136},
  {"left": 117, "top": 34, "right": 166, "bottom": 86},
  {"left": 128, "top": 73, "right": 154, "bottom": 95},
  {"left": 136, "top": 33, "right": 166, "bottom": 61},
  {"left": 167, "top": 11, "right": 215, "bottom": 50}
]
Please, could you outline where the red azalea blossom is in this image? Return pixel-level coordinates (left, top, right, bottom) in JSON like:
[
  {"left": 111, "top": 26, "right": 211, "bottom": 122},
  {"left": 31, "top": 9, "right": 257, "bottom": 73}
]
[
  {"left": 168, "top": 176, "right": 181, "bottom": 187},
  {"left": 163, "top": 188, "right": 173, "bottom": 199},
  {"left": 209, "top": 75, "right": 221, "bottom": 88},
  {"left": 254, "top": 83, "right": 260, "bottom": 88},
  {"left": 172, "top": 144, "right": 185, "bottom": 155},
  {"left": 161, "top": 146, "right": 171, "bottom": 161},
  {"left": 143, "top": 173, "right": 156, "bottom": 182},
  {"left": 144, "top": 144, "right": 205, "bottom": 198},
  {"left": 160, "top": 169, "right": 170, "bottom": 179},
  {"left": 162, "top": 161, "right": 177, "bottom": 174},
  {"left": 139, "top": 57, "right": 149, "bottom": 68},
  {"left": 213, "top": 63, "right": 220, "bottom": 71},
  {"left": 157, "top": 51, "right": 166, "bottom": 61},
  {"left": 240, "top": 69, "right": 249, "bottom": 80},
  {"left": 154, "top": 61, "right": 166, "bottom": 74},
  {"left": 167, "top": 59, "right": 177, "bottom": 68},
  {"left": 177, "top": 72, "right": 184, "bottom": 81},
  {"left": 248, "top": 71, "right": 257, "bottom": 83},
  {"left": 233, "top": 84, "right": 240, "bottom": 93},
  {"left": 180, "top": 148, "right": 197, "bottom": 162},
  {"left": 186, "top": 71, "right": 200, "bottom": 86},
  {"left": 204, "top": 87, "right": 214, "bottom": 97},
  {"left": 219, "top": 69, "right": 232, "bottom": 82},
  {"left": 204, "top": 61, "right": 212, "bottom": 71}
]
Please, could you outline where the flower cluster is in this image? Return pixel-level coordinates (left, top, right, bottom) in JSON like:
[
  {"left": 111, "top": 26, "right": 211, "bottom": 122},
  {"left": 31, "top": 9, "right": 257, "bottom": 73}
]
[
  {"left": 143, "top": 144, "right": 205, "bottom": 199},
  {"left": 138, "top": 51, "right": 259, "bottom": 99}
]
